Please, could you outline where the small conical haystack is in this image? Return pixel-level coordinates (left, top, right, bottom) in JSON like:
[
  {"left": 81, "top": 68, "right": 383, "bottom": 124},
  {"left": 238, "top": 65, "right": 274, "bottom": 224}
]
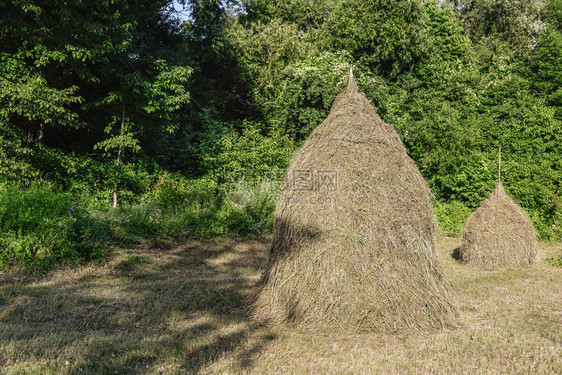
[
  {"left": 254, "top": 71, "right": 458, "bottom": 333},
  {"left": 460, "top": 181, "right": 537, "bottom": 269}
]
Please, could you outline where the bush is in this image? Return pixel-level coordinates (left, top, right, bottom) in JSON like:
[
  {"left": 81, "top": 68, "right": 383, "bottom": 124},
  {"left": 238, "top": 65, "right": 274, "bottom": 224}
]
[
  {"left": 94, "top": 174, "right": 223, "bottom": 241},
  {"left": 198, "top": 120, "right": 295, "bottom": 182},
  {"left": 0, "top": 184, "right": 108, "bottom": 272},
  {"left": 152, "top": 172, "right": 218, "bottom": 210},
  {"left": 434, "top": 200, "right": 472, "bottom": 237},
  {"left": 148, "top": 174, "right": 223, "bottom": 238},
  {"left": 99, "top": 174, "right": 281, "bottom": 241},
  {"left": 149, "top": 174, "right": 279, "bottom": 239}
]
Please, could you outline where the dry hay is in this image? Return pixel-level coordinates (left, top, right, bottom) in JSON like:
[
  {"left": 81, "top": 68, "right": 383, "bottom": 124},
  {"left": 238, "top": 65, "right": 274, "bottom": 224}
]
[
  {"left": 254, "top": 71, "right": 459, "bottom": 333},
  {"left": 460, "top": 181, "right": 537, "bottom": 269}
]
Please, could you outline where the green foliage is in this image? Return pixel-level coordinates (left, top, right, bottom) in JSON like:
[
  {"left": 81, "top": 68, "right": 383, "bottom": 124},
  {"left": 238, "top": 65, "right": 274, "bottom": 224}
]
[
  {"left": 199, "top": 120, "right": 295, "bottom": 181},
  {"left": 259, "top": 51, "right": 353, "bottom": 140},
  {"left": 0, "top": 128, "right": 159, "bottom": 206},
  {"left": 435, "top": 201, "right": 473, "bottom": 237},
  {"left": 366, "top": 8, "right": 561, "bottom": 240},
  {"left": 228, "top": 17, "right": 316, "bottom": 94},
  {"left": 318, "top": 0, "right": 432, "bottom": 76},
  {"left": 458, "top": 0, "right": 547, "bottom": 48},
  {"left": 425, "top": 2, "right": 471, "bottom": 63},
  {"left": 1, "top": 0, "right": 562, "bottom": 274},
  {"left": 532, "top": 0, "right": 562, "bottom": 119},
  {"left": 0, "top": 184, "right": 108, "bottom": 272},
  {"left": 0, "top": 121, "right": 41, "bottom": 182},
  {"left": 221, "top": 178, "right": 279, "bottom": 235},
  {"left": 0, "top": 0, "right": 191, "bottom": 169},
  {"left": 550, "top": 255, "right": 562, "bottom": 267},
  {"left": 241, "top": 0, "right": 335, "bottom": 28},
  {"left": 95, "top": 116, "right": 141, "bottom": 156},
  {"left": 0, "top": 53, "right": 82, "bottom": 127},
  {"left": 99, "top": 173, "right": 278, "bottom": 240}
]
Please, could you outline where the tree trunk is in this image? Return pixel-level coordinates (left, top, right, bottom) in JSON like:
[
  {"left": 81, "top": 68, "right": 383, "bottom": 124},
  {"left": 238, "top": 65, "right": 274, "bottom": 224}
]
[{"left": 113, "top": 107, "right": 125, "bottom": 208}]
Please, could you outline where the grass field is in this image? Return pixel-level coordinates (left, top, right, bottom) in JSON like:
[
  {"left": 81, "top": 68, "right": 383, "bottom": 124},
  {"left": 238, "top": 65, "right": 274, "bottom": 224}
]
[{"left": 0, "top": 237, "right": 560, "bottom": 374}]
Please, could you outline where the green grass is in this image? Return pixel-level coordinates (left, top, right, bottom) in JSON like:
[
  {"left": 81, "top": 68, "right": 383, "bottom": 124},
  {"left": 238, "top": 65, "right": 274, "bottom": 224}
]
[
  {"left": 100, "top": 176, "right": 279, "bottom": 242},
  {"left": 0, "top": 175, "right": 280, "bottom": 272},
  {"left": 0, "top": 238, "right": 560, "bottom": 374},
  {"left": 0, "top": 184, "right": 108, "bottom": 272}
]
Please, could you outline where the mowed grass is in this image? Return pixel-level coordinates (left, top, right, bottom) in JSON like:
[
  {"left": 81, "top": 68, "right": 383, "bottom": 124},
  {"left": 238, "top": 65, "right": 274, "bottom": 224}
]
[{"left": 0, "top": 237, "right": 560, "bottom": 374}]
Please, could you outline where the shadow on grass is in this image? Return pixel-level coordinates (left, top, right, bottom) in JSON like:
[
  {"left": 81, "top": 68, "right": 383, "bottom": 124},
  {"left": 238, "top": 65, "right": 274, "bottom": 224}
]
[
  {"left": 451, "top": 246, "right": 463, "bottom": 262},
  {"left": 0, "top": 238, "right": 276, "bottom": 374}
]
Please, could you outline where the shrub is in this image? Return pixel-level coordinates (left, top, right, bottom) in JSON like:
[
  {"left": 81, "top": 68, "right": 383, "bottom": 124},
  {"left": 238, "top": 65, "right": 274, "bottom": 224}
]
[
  {"left": 149, "top": 174, "right": 223, "bottom": 238},
  {"left": 0, "top": 172, "right": 281, "bottom": 273},
  {"left": 95, "top": 175, "right": 225, "bottom": 241},
  {"left": 434, "top": 200, "right": 472, "bottom": 237},
  {"left": 102, "top": 174, "right": 281, "bottom": 241},
  {"left": 152, "top": 172, "right": 218, "bottom": 210},
  {"left": 0, "top": 184, "right": 108, "bottom": 272},
  {"left": 149, "top": 174, "right": 279, "bottom": 238},
  {"left": 198, "top": 120, "right": 295, "bottom": 182}
]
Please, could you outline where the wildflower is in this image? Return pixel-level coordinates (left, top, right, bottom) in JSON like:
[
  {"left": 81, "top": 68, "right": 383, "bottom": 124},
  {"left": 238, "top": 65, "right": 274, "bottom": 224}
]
[
  {"left": 70, "top": 201, "right": 76, "bottom": 212},
  {"left": 153, "top": 208, "right": 162, "bottom": 218}
]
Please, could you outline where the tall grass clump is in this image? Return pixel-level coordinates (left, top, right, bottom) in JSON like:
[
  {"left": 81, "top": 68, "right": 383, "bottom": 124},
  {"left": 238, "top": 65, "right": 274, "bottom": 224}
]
[
  {"left": 220, "top": 177, "right": 280, "bottom": 236},
  {"left": 151, "top": 174, "right": 280, "bottom": 238},
  {"left": 89, "top": 174, "right": 219, "bottom": 242},
  {"left": 97, "top": 173, "right": 281, "bottom": 242},
  {"left": 0, "top": 170, "right": 282, "bottom": 273},
  {"left": 0, "top": 184, "right": 108, "bottom": 272}
]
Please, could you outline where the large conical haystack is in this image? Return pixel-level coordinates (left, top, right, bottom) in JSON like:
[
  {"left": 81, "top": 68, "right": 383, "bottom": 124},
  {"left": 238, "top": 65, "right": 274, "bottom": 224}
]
[
  {"left": 254, "top": 70, "right": 458, "bottom": 333},
  {"left": 460, "top": 180, "right": 537, "bottom": 269}
]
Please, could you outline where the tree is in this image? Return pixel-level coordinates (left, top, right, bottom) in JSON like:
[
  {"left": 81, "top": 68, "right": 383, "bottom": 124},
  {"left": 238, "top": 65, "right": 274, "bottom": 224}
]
[
  {"left": 532, "top": 0, "right": 562, "bottom": 119},
  {"left": 94, "top": 63, "right": 191, "bottom": 207},
  {"left": 454, "top": 0, "right": 547, "bottom": 48},
  {"left": 318, "top": 0, "right": 433, "bottom": 77},
  {"left": 0, "top": 0, "right": 192, "bottom": 203}
]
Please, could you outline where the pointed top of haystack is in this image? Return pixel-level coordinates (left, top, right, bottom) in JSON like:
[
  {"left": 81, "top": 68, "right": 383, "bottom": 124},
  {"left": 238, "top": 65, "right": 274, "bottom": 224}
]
[
  {"left": 347, "top": 67, "right": 358, "bottom": 94},
  {"left": 491, "top": 179, "right": 506, "bottom": 198}
]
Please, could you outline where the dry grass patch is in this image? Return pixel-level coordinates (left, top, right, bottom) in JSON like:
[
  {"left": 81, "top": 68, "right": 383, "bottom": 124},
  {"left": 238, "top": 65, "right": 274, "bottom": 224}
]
[
  {"left": 0, "top": 237, "right": 560, "bottom": 374},
  {"left": 0, "top": 238, "right": 275, "bottom": 374}
]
